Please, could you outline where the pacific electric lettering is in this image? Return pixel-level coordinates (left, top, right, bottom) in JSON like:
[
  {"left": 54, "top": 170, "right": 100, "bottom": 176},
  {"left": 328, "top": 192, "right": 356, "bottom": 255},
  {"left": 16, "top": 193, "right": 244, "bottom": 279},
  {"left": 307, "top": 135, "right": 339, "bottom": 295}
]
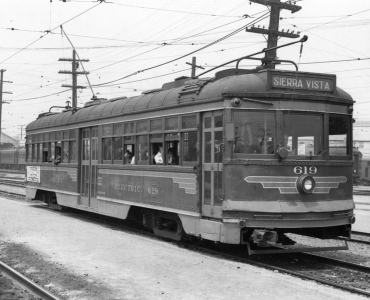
[
  {"left": 272, "top": 76, "right": 332, "bottom": 91},
  {"left": 115, "top": 184, "right": 141, "bottom": 192}
]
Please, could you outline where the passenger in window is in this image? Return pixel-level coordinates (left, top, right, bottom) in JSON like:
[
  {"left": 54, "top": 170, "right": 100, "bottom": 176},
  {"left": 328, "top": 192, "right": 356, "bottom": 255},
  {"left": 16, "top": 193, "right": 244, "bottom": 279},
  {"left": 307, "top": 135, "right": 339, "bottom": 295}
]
[
  {"left": 124, "top": 150, "right": 133, "bottom": 164},
  {"left": 154, "top": 146, "right": 163, "bottom": 165},
  {"left": 54, "top": 155, "right": 61, "bottom": 165}
]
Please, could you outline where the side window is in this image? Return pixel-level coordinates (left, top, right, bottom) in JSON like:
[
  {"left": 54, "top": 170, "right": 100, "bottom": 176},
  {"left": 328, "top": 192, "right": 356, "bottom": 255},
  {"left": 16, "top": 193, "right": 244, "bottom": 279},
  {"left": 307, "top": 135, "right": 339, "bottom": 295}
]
[
  {"left": 124, "top": 143, "right": 135, "bottom": 164},
  {"left": 38, "top": 143, "right": 42, "bottom": 162},
  {"left": 103, "top": 138, "right": 112, "bottom": 162},
  {"left": 69, "top": 141, "right": 77, "bottom": 161},
  {"left": 329, "top": 114, "right": 350, "bottom": 156},
  {"left": 182, "top": 115, "right": 198, "bottom": 166},
  {"left": 152, "top": 142, "right": 163, "bottom": 165},
  {"left": 124, "top": 123, "right": 135, "bottom": 165},
  {"left": 102, "top": 125, "right": 112, "bottom": 163},
  {"left": 183, "top": 132, "right": 198, "bottom": 163},
  {"left": 32, "top": 144, "right": 37, "bottom": 161},
  {"left": 113, "top": 124, "right": 123, "bottom": 164},
  {"left": 166, "top": 140, "right": 179, "bottom": 165},
  {"left": 43, "top": 142, "right": 49, "bottom": 162},
  {"left": 124, "top": 136, "right": 135, "bottom": 165},
  {"left": 55, "top": 142, "right": 62, "bottom": 158},
  {"left": 137, "top": 135, "right": 149, "bottom": 164},
  {"left": 50, "top": 142, "right": 55, "bottom": 162},
  {"left": 62, "top": 141, "right": 69, "bottom": 163},
  {"left": 165, "top": 133, "right": 180, "bottom": 165},
  {"left": 113, "top": 137, "right": 123, "bottom": 162}
]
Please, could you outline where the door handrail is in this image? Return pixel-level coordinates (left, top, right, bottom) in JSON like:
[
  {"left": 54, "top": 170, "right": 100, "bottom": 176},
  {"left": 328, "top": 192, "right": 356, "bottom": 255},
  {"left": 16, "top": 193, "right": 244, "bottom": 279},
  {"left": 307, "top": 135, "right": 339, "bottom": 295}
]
[{"left": 215, "top": 143, "right": 224, "bottom": 201}]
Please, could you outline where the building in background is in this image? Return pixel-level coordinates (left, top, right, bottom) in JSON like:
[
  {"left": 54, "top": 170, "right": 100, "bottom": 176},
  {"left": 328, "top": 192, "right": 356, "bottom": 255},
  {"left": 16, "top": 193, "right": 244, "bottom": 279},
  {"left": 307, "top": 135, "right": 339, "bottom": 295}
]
[{"left": 0, "top": 132, "right": 20, "bottom": 149}]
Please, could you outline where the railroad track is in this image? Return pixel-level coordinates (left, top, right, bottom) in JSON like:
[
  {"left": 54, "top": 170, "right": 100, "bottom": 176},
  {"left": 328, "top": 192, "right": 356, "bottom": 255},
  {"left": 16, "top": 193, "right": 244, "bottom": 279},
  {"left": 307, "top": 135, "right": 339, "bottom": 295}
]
[
  {"left": 0, "top": 260, "right": 62, "bottom": 300},
  {"left": 1, "top": 180, "right": 370, "bottom": 298},
  {"left": 32, "top": 202, "right": 370, "bottom": 298},
  {"left": 338, "top": 231, "right": 370, "bottom": 246}
]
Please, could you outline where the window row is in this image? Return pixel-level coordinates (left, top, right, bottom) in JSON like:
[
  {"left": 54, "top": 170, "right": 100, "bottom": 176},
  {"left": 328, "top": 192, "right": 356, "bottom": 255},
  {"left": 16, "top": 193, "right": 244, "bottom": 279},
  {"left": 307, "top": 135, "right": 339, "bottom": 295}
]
[
  {"left": 99, "top": 131, "right": 198, "bottom": 166},
  {"left": 28, "top": 141, "right": 77, "bottom": 163},
  {"left": 27, "top": 129, "right": 76, "bottom": 143},
  {"left": 101, "top": 115, "right": 197, "bottom": 137}
]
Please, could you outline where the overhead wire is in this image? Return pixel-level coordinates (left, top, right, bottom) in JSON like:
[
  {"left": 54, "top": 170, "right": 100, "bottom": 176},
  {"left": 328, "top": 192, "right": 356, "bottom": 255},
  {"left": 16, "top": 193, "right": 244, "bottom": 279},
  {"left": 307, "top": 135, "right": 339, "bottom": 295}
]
[
  {"left": 93, "top": 11, "right": 271, "bottom": 86},
  {"left": 107, "top": 1, "right": 244, "bottom": 18},
  {"left": 0, "top": 1, "right": 102, "bottom": 65}
]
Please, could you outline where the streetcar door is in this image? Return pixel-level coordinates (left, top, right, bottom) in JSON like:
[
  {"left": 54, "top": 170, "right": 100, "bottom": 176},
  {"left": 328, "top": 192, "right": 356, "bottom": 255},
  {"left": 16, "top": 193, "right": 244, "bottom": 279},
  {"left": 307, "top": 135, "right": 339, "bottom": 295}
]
[
  {"left": 80, "top": 127, "right": 98, "bottom": 208},
  {"left": 202, "top": 111, "right": 223, "bottom": 218}
]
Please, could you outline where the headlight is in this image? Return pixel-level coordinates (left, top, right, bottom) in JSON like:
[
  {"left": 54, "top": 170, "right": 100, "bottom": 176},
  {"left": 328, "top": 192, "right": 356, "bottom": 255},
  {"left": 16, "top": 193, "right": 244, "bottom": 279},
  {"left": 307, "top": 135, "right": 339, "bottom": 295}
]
[
  {"left": 231, "top": 97, "right": 241, "bottom": 107},
  {"left": 297, "top": 175, "right": 315, "bottom": 194}
]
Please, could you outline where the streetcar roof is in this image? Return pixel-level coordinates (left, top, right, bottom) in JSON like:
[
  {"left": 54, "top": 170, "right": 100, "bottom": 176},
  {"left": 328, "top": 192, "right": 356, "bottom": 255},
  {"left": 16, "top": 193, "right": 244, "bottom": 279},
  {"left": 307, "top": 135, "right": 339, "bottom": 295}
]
[{"left": 26, "top": 69, "right": 353, "bottom": 132}]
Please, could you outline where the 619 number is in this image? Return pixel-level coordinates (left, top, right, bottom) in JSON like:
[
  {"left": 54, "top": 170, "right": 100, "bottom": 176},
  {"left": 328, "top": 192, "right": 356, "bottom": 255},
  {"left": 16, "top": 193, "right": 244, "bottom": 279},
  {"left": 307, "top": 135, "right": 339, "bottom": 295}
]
[{"left": 294, "top": 166, "right": 317, "bottom": 175}]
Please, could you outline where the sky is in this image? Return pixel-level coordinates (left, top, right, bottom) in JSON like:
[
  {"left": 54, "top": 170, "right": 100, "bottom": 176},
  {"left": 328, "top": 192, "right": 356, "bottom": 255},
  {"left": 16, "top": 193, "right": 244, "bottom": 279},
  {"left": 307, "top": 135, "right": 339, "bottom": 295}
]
[{"left": 0, "top": 0, "right": 369, "bottom": 140}]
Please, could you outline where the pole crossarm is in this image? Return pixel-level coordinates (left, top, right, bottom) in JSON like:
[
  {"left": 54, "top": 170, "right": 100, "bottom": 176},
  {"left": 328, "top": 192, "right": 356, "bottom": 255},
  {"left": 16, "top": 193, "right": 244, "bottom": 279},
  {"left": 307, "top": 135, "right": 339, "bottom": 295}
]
[
  {"left": 59, "top": 58, "right": 90, "bottom": 62},
  {"left": 2, "top": 92, "right": 12, "bottom": 94},
  {"left": 62, "top": 84, "right": 86, "bottom": 89},
  {"left": 246, "top": 26, "right": 299, "bottom": 38},
  {"left": 250, "top": 0, "right": 301, "bottom": 13},
  {"left": 58, "top": 70, "right": 90, "bottom": 75},
  {"left": 247, "top": 0, "right": 303, "bottom": 69}
]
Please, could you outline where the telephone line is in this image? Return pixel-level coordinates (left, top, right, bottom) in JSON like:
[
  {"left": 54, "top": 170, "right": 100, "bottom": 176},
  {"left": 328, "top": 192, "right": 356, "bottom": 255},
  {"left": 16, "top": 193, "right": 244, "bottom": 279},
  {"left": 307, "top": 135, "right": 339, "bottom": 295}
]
[
  {"left": 93, "top": 12, "right": 270, "bottom": 86},
  {"left": 108, "top": 2, "right": 244, "bottom": 18},
  {"left": 0, "top": 2, "right": 102, "bottom": 65}
]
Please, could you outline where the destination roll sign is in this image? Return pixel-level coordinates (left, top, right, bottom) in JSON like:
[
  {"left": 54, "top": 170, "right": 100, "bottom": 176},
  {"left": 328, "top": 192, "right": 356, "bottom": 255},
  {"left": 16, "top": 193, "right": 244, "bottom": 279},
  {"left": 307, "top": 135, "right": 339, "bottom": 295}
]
[{"left": 271, "top": 73, "right": 334, "bottom": 92}]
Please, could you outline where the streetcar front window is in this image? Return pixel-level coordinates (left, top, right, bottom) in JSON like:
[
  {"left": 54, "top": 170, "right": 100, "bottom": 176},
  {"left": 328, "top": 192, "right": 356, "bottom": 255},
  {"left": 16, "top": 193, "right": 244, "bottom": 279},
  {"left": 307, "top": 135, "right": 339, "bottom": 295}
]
[
  {"left": 233, "top": 111, "right": 276, "bottom": 155},
  {"left": 283, "top": 114, "right": 323, "bottom": 157}
]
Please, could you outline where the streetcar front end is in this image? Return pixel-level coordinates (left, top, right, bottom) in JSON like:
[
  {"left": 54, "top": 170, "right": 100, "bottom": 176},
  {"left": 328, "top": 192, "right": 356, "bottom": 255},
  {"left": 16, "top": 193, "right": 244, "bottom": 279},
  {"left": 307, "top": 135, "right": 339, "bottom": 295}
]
[{"left": 218, "top": 70, "right": 355, "bottom": 247}]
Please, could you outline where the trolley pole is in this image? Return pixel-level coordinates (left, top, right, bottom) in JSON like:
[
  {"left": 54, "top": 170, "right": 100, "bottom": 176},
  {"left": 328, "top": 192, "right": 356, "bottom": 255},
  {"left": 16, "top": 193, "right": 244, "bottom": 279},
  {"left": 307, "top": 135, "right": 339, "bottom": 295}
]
[
  {"left": 0, "top": 69, "right": 12, "bottom": 146},
  {"left": 246, "top": 0, "right": 301, "bottom": 69},
  {"left": 58, "top": 50, "right": 89, "bottom": 108}
]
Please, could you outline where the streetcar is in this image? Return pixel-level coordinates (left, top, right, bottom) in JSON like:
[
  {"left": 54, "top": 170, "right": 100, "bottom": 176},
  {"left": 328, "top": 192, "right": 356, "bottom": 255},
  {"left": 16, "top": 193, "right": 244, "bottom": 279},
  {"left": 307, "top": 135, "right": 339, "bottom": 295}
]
[
  {"left": 353, "top": 148, "right": 362, "bottom": 184},
  {"left": 25, "top": 62, "right": 356, "bottom": 254}
]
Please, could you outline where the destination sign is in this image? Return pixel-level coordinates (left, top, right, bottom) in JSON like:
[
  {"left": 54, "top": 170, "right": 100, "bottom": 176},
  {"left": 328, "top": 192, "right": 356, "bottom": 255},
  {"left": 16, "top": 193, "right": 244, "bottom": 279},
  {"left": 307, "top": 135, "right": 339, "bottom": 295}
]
[{"left": 272, "top": 75, "right": 334, "bottom": 92}]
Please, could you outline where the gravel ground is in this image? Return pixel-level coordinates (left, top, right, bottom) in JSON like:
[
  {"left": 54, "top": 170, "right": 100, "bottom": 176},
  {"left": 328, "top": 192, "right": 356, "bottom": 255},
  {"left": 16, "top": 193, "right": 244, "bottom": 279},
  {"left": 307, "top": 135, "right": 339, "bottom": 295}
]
[
  {"left": 0, "top": 194, "right": 369, "bottom": 300},
  {"left": 0, "top": 271, "right": 41, "bottom": 300}
]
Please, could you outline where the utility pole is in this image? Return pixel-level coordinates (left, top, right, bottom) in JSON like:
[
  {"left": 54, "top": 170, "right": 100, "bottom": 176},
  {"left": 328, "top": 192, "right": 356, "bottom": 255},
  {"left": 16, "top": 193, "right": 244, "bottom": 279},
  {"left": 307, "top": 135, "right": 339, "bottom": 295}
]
[
  {"left": 0, "top": 69, "right": 12, "bottom": 145},
  {"left": 186, "top": 57, "right": 204, "bottom": 79},
  {"left": 58, "top": 50, "right": 89, "bottom": 108},
  {"left": 18, "top": 124, "right": 26, "bottom": 140},
  {"left": 246, "top": 0, "right": 301, "bottom": 69}
]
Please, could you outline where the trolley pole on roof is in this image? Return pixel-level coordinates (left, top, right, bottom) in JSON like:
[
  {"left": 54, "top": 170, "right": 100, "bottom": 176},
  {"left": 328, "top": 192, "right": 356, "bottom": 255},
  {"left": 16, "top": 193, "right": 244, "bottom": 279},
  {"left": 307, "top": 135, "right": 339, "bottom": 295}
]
[
  {"left": 0, "top": 69, "right": 12, "bottom": 146},
  {"left": 246, "top": 0, "right": 302, "bottom": 69},
  {"left": 58, "top": 50, "right": 89, "bottom": 108}
]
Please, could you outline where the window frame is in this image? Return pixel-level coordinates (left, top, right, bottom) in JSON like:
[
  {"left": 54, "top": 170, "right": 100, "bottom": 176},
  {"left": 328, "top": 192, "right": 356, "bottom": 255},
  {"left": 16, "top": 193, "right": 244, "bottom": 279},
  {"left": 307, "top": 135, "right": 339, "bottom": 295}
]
[{"left": 232, "top": 109, "right": 278, "bottom": 159}]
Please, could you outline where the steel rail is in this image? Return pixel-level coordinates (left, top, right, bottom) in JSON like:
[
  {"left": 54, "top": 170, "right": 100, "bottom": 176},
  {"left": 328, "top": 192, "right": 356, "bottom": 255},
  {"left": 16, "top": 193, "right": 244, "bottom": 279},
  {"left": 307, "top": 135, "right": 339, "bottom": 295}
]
[
  {"left": 0, "top": 260, "right": 62, "bottom": 300},
  {"left": 45, "top": 203, "right": 370, "bottom": 299},
  {"left": 338, "top": 236, "right": 370, "bottom": 246},
  {"left": 186, "top": 245, "right": 370, "bottom": 298},
  {"left": 299, "top": 252, "right": 370, "bottom": 274},
  {"left": 5, "top": 196, "right": 370, "bottom": 298},
  {"left": 2, "top": 184, "right": 370, "bottom": 297},
  {"left": 352, "top": 231, "right": 370, "bottom": 237}
]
